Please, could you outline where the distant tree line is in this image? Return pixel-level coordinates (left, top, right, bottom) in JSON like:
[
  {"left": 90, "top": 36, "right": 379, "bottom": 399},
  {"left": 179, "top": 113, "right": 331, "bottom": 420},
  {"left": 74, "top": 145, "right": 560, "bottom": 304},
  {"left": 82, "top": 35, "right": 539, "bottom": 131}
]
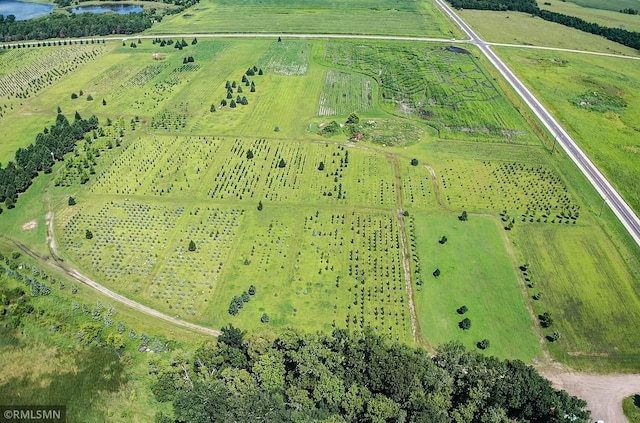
[
  {"left": 447, "top": 0, "right": 640, "bottom": 50},
  {"left": 0, "top": 112, "right": 98, "bottom": 209},
  {"left": 0, "top": 0, "right": 199, "bottom": 42},
  {"left": 152, "top": 325, "right": 590, "bottom": 422},
  {"left": 0, "top": 12, "right": 153, "bottom": 42}
]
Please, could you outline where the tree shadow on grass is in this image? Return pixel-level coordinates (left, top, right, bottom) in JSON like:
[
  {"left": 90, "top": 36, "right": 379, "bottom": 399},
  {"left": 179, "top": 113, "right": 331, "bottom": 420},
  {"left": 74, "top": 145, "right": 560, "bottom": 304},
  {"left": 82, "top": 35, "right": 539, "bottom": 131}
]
[{"left": 0, "top": 346, "right": 127, "bottom": 422}]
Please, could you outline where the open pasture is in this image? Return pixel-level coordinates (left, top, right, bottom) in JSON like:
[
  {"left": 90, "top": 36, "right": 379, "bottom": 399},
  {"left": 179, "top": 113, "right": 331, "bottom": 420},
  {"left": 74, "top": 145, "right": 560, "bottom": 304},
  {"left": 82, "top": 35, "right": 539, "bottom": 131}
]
[
  {"left": 435, "top": 159, "right": 581, "bottom": 223},
  {"left": 318, "top": 70, "right": 373, "bottom": 116},
  {"left": 496, "top": 47, "right": 640, "bottom": 214},
  {"left": 321, "top": 41, "right": 535, "bottom": 142},
  {"left": 514, "top": 224, "right": 640, "bottom": 370},
  {"left": 410, "top": 213, "right": 544, "bottom": 360},
  {"left": 149, "top": 0, "right": 458, "bottom": 38},
  {"left": 211, "top": 207, "right": 412, "bottom": 342}
]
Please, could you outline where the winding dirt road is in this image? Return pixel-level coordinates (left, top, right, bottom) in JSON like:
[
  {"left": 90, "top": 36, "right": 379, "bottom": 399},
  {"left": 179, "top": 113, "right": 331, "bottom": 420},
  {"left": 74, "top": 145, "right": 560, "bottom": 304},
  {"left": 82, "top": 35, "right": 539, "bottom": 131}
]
[{"left": 40, "top": 213, "right": 220, "bottom": 337}]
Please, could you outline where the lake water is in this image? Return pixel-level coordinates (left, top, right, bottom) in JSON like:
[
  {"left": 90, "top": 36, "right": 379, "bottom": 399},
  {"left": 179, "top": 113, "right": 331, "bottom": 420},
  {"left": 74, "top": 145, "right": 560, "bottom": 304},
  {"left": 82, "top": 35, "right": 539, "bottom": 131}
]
[
  {"left": 71, "top": 4, "right": 143, "bottom": 15},
  {"left": 0, "top": 0, "right": 54, "bottom": 21}
]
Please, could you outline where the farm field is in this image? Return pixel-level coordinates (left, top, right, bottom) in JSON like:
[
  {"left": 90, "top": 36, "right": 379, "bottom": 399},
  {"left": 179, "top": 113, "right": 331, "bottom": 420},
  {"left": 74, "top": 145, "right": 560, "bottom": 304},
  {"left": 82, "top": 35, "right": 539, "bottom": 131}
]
[
  {"left": 458, "top": 9, "right": 640, "bottom": 56},
  {"left": 410, "top": 213, "right": 544, "bottom": 361},
  {"left": 539, "top": 0, "right": 640, "bottom": 33},
  {"left": 495, "top": 47, "right": 640, "bottom": 216},
  {"left": 0, "top": 35, "right": 639, "bottom": 372},
  {"left": 562, "top": 0, "right": 640, "bottom": 12},
  {"left": 148, "top": 0, "right": 459, "bottom": 38}
]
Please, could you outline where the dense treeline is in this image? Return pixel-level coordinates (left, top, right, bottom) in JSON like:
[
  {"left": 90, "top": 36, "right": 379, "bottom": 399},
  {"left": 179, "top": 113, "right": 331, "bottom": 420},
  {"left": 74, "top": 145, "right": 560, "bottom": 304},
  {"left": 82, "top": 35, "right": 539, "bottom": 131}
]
[
  {"left": 152, "top": 326, "right": 589, "bottom": 423},
  {"left": 0, "top": 12, "right": 154, "bottom": 42},
  {"left": 448, "top": 0, "right": 640, "bottom": 50},
  {"left": 0, "top": 112, "right": 98, "bottom": 209}
]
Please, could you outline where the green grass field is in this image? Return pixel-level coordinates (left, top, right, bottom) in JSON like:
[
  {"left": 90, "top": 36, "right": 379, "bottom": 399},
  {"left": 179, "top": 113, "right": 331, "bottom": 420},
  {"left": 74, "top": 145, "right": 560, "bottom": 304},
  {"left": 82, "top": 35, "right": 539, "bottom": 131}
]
[
  {"left": 411, "top": 213, "right": 544, "bottom": 361},
  {"left": 514, "top": 223, "right": 640, "bottom": 370},
  {"left": 458, "top": 9, "right": 640, "bottom": 56},
  {"left": 148, "top": 0, "right": 459, "bottom": 37}
]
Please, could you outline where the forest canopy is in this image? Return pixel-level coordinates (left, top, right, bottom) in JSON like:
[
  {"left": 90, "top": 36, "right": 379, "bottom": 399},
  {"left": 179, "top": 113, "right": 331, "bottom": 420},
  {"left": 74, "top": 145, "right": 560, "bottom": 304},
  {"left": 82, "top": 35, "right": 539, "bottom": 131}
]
[{"left": 152, "top": 326, "right": 589, "bottom": 423}]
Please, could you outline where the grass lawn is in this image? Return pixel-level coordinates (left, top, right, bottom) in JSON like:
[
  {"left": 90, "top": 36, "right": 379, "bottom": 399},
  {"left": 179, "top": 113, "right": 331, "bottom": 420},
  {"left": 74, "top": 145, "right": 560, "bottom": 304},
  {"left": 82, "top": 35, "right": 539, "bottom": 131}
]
[
  {"left": 147, "top": 0, "right": 459, "bottom": 38},
  {"left": 458, "top": 9, "right": 640, "bottom": 56},
  {"left": 623, "top": 395, "right": 640, "bottom": 423},
  {"left": 411, "top": 212, "right": 544, "bottom": 361}
]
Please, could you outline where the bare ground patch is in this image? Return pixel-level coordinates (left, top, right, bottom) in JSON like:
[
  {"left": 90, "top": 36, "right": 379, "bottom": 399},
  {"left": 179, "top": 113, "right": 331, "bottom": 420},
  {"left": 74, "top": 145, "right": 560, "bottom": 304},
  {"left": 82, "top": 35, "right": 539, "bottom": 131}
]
[{"left": 22, "top": 220, "right": 37, "bottom": 231}]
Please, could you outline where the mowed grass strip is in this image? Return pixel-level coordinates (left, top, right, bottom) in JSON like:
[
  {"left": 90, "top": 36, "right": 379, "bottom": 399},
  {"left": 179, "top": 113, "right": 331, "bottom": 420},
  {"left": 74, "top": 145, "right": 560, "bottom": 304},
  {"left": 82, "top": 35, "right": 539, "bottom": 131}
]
[
  {"left": 515, "top": 224, "right": 640, "bottom": 370},
  {"left": 412, "top": 213, "right": 543, "bottom": 361},
  {"left": 148, "top": 0, "right": 458, "bottom": 37}
]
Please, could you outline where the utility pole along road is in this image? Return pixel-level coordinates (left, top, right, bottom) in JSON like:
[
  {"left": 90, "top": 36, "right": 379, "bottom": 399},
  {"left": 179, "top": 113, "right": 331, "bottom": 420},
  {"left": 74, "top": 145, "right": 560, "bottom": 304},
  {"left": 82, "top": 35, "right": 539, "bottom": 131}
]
[{"left": 435, "top": 0, "right": 640, "bottom": 247}]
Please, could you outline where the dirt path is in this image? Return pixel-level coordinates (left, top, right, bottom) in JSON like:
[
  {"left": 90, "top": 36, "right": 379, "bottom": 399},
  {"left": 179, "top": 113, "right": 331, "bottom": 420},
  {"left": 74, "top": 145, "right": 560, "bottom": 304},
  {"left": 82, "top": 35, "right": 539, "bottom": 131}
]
[
  {"left": 542, "top": 370, "right": 640, "bottom": 423},
  {"left": 424, "top": 165, "right": 445, "bottom": 208},
  {"left": 39, "top": 213, "right": 220, "bottom": 337},
  {"left": 389, "top": 155, "right": 420, "bottom": 345}
]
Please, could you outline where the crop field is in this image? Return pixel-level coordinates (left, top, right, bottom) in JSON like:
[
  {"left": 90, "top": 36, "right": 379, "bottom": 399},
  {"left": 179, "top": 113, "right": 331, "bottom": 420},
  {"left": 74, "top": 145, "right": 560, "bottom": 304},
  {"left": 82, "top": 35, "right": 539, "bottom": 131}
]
[
  {"left": 321, "top": 41, "right": 536, "bottom": 142},
  {"left": 458, "top": 10, "right": 640, "bottom": 55},
  {"left": 318, "top": 70, "right": 374, "bottom": 116},
  {"left": 496, "top": 47, "right": 640, "bottom": 215},
  {"left": 410, "top": 213, "right": 543, "bottom": 361},
  {"left": 149, "top": 0, "right": 459, "bottom": 38},
  {"left": 514, "top": 224, "right": 640, "bottom": 370}
]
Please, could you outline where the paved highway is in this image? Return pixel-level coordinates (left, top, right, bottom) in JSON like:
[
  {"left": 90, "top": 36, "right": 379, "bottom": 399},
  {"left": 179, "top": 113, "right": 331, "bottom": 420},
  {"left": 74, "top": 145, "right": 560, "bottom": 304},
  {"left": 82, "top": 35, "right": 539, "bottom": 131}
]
[{"left": 435, "top": 0, "right": 640, "bottom": 247}]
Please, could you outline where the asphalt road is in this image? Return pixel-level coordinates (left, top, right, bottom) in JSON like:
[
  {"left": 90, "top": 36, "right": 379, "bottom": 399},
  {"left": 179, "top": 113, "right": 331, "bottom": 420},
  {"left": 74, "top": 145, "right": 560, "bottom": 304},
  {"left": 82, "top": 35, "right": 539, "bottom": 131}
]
[{"left": 435, "top": 0, "right": 640, "bottom": 248}]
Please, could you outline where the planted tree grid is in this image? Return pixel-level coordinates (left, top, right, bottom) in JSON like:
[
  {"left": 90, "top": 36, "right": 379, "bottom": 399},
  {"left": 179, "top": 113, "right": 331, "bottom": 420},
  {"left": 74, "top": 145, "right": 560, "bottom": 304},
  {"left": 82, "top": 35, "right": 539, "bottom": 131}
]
[
  {"left": 0, "top": 44, "right": 108, "bottom": 102},
  {"left": 436, "top": 160, "right": 580, "bottom": 222}
]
